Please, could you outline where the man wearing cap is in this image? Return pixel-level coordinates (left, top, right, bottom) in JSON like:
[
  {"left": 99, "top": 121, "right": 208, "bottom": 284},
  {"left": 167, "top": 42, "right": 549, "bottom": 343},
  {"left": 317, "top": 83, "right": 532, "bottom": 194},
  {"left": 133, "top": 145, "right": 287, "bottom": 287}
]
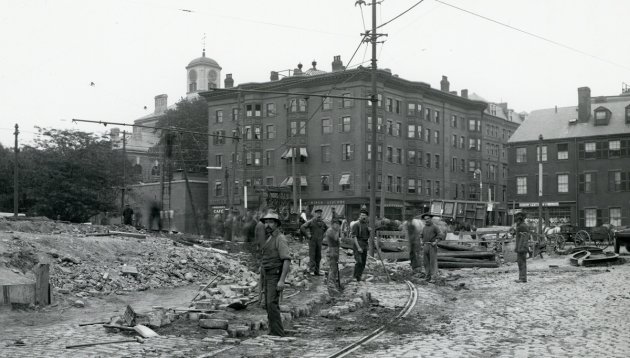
[
  {"left": 300, "top": 208, "right": 328, "bottom": 276},
  {"left": 351, "top": 206, "right": 371, "bottom": 282},
  {"left": 514, "top": 212, "right": 530, "bottom": 283},
  {"left": 325, "top": 218, "right": 343, "bottom": 293},
  {"left": 419, "top": 213, "right": 443, "bottom": 282},
  {"left": 259, "top": 211, "right": 291, "bottom": 336}
]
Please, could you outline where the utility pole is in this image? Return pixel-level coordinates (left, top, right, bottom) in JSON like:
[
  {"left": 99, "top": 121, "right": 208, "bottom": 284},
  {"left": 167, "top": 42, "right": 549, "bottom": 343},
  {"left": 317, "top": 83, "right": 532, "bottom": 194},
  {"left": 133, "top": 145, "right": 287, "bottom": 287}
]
[
  {"left": 177, "top": 132, "right": 201, "bottom": 235},
  {"left": 225, "top": 167, "right": 230, "bottom": 210},
  {"left": 292, "top": 146, "right": 297, "bottom": 213},
  {"left": 368, "top": 0, "right": 379, "bottom": 257},
  {"left": 538, "top": 134, "right": 544, "bottom": 235},
  {"left": 13, "top": 124, "right": 18, "bottom": 217},
  {"left": 121, "top": 130, "right": 127, "bottom": 212}
]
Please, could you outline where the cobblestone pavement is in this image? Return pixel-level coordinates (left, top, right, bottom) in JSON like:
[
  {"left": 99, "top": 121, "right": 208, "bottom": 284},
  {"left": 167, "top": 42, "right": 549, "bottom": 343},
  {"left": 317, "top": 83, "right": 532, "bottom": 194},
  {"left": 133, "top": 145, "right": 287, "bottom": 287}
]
[{"left": 356, "top": 257, "right": 630, "bottom": 358}]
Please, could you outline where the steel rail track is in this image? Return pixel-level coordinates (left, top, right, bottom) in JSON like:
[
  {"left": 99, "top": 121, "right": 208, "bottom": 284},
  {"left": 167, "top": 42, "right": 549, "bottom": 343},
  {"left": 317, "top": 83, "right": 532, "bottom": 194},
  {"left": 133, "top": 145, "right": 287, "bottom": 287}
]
[{"left": 326, "top": 280, "right": 418, "bottom": 358}]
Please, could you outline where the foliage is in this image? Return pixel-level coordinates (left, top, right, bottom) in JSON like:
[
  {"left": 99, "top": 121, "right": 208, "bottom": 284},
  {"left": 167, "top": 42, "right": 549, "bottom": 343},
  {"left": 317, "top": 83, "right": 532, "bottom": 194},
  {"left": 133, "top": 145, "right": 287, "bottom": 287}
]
[
  {"left": 0, "top": 128, "right": 128, "bottom": 222},
  {"left": 0, "top": 143, "right": 15, "bottom": 210},
  {"left": 153, "top": 97, "right": 209, "bottom": 172}
]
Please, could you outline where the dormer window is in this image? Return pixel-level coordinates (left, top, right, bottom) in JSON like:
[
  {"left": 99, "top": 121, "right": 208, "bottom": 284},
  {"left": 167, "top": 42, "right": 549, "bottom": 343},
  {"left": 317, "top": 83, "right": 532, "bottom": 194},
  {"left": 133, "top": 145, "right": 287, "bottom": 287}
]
[{"left": 593, "top": 106, "right": 611, "bottom": 126}]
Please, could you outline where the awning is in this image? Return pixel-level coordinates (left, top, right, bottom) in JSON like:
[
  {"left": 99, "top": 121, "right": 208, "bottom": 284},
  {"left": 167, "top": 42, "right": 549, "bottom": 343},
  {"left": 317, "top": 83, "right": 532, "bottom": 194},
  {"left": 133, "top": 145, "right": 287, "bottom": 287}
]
[
  {"left": 280, "top": 147, "right": 308, "bottom": 159},
  {"left": 312, "top": 204, "right": 345, "bottom": 224},
  {"left": 339, "top": 174, "right": 351, "bottom": 185},
  {"left": 282, "top": 176, "right": 308, "bottom": 187}
]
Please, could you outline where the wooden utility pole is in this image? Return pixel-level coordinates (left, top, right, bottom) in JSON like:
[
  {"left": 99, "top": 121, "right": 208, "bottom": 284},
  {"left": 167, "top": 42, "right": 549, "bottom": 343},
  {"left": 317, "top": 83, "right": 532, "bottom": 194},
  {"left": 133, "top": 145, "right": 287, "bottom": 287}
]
[
  {"left": 13, "top": 124, "right": 18, "bottom": 217},
  {"left": 292, "top": 147, "right": 297, "bottom": 213},
  {"left": 121, "top": 130, "right": 127, "bottom": 212},
  {"left": 368, "top": 0, "right": 379, "bottom": 256},
  {"left": 177, "top": 132, "right": 201, "bottom": 235}
]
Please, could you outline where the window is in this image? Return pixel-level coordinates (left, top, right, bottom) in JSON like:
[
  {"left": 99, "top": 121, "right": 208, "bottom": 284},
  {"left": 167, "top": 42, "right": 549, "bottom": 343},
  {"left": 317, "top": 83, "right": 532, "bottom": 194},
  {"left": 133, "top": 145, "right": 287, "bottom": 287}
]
[
  {"left": 298, "top": 99, "right": 307, "bottom": 112},
  {"left": 342, "top": 144, "right": 354, "bottom": 160},
  {"left": 367, "top": 93, "right": 382, "bottom": 107},
  {"left": 425, "top": 153, "right": 431, "bottom": 168},
  {"left": 557, "top": 143, "right": 568, "bottom": 160},
  {"left": 434, "top": 130, "right": 440, "bottom": 144},
  {"left": 215, "top": 110, "right": 223, "bottom": 123},
  {"left": 254, "top": 151, "right": 261, "bottom": 166},
  {"left": 366, "top": 144, "right": 371, "bottom": 161},
  {"left": 394, "top": 122, "right": 401, "bottom": 137},
  {"left": 254, "top": 104, "right": 262, "bottom": 117},
  {"left": 407, "top": 103, "right": 415, "bottom": 116},
  {"left": 608, "top": 171, "right": 622, "bottom": 192},
  {"left": 452, "top": 134, "right": 457, "bottom": 147},
  {"left": 585, "top": 142, "right": 596, "bottom": 157},
  {"left": 468, "top": 119, "right": 476, "bottom": 131},
  {"left": 342, "top": 93, "right": 353, "bottom": 108},
  {"left": 265, "top": 150, "right": 274, "bottom": 166},
  {"left": 626, "top": 105, "right": 630, "bottom": 123},
  {"left": 266, "top": 103, "right": 276, "bottom": 117},
  {"left": 469, "top": 138, "right": 477, "bottom": 150},
  {"left": 321, "top": 145, "right": 331, "bottom": 163},
  {"left": 290, "top": 120, "right": 306, "bottom": 136},
  {"left": 516, "top": 147, "right": 527, "bottom": 163},
  {"left": 386, "top": 120, "right": 393, "bottom": 135},
  {"left": 408, "top": 178, "right": 416, "bottom": 194},
  {"left": 396, "top": 176, "right": 402, "bottom": 193},
  {"left": 435, "top": 181, "right": 440, "bottom": 196},
  {"left": 418, "top": 150, "right": 423, "bottom": 166},
  {"left": 610, "top": 208, "right": 622, "bottom": 226},
  {"left": 289, "top": 99, "right": 307, "bottom": 113},
  {"left": 594, "top": 108, "right": 610, "bottom": 126},
  {"left": 215, "top": 154, "right": 223, "bottom": 168},
  {"left": 407, "top": 150, "right": 416, "bottom": 165},
  {"left": 321, "top": 175, "right": 331, "bottom": 191},
  {"left": 377, "top": 144, "right": 382, "bottom": 160},
  {"left": 537, "top": 145, "right": 548, "bottom": 161},
  {"left": 214, "top": 181, "right": 223, "bottom": 197},
  {"left": 377, "top": 174, "right": 382, "bottom": 190},
  {"left": 387, "top": 175, "right": 393, "bottom": 192},
  {"left": 580, "top": 172, "right": 595, "bottom": 193},
  {"left": 584, "top": 208, "right": 597, "bottom": 228},
  {"left": 460, "top": 159, "right": 465, "bottom": 172},
  {"left": 340, "top": 116, "right": 351, "bottom": 132},
  {"left": 424, "top": 128, "right": 430, "bottom": 142},
  {"left": 246, "top": 104, "right": 253, "bottom": 117},
  {"left": 468, "top": 160, "right": 477, "bottom": 173},
  {"left": 266, "top": 124, "right": 275, "bottom": 139},
  {"left": 323, "top": 97, "right": 332, "bottom": 110},
  {"left": 609, "top": 140, "right": 621, "bottom": 157},
  {"left": 253, "top": 125, "right": 261, "bottom": 140},
  {"left": 417, "top": 179, "right": 423, "bottom": 195},
  {"left": 557, "top": 174, "right": 569, "bottom": 193},
  {"left": 367, "top": 116, "right": 383, "bottom": 132},
  {"left": 459, "top": 136, "right": 465, "bottom": 149},
  {"left": 434, "top": 154, "right": 440, "bottom": 169},
  {"left": 395, "top": 148, "right": 402, "bottom": 164},
  {"left": 231, "top": 108, "right": 239, "bottom": 121},
  {"left": 322, "top": 118, "right": 332, "bottom": 134},
  {"left": 426, "top": 180, "right": 432, "bottom": 196},
  {"left": 434, "top": 110, "right": 440, "bottom": 123},
  {"left": 386, "top": 98, "right": 393, "bottom": 112},
  {"left": 407, "top": 124, "right": 415, "bottom": 138},
  {"left": 425, "top": 108, "right": 431, "bottom": 121},
  {"left": 451, "top": 115, "right": 457, "bottom": 128},
  {"left": 517, "top": 176, "right": 527, "bottom": 195},
  {"left": 451, "top": 157, "right": 457, "bottom": 172},
  {"left": 395, "top": 100, "right": 401, "bottom": 114},
  {"left": 386, "top": 146, "right": 393, "bottom": 162},
  {"left": 266, "top": 177, "right": 274, "bottom": 186},
  {"left": 417, "top": 125, "right": 423, "bottom": 140}
]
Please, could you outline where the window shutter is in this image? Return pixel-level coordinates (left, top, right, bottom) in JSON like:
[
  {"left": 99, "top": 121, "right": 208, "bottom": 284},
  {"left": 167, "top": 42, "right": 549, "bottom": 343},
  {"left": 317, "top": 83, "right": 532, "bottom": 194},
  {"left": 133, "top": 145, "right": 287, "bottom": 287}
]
[
  {"left": 579, "top": 210, "right": 584, "bottom": 228},
  {"left": 596, "top": 209, "right": 603, "bottom": 226},
  {"left": 578, "top": 174, "right": 584, "bottom": 193},
  {"left": 593, "top": 173, "right": 598, "bottom": 194}
]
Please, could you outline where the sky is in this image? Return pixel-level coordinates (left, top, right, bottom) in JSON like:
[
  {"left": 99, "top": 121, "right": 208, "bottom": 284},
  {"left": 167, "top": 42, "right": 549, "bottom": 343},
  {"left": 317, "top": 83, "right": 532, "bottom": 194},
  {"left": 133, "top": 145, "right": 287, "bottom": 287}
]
[{"left": 1, "top": 0, "right": 629, "bottom": 147}]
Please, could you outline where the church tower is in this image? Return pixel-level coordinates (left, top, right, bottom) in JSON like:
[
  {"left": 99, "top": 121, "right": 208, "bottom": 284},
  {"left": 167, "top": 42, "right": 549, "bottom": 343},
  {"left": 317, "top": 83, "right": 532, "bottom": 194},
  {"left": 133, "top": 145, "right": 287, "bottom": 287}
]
[{"left": 185, "top": 48, "right": 222, "bottom": 99}]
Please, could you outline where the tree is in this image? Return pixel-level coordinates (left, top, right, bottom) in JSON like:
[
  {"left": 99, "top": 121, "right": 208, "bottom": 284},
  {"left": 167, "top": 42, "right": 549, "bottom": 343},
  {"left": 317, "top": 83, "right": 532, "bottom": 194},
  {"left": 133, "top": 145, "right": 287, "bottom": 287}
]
[
  {"left": 15, "top": 128, "right": 126, "bottom": 222},
  {"left": 153, "top": 97, "right": 209, "bottom": 172},
  {"left": 0, "top": 143, "right": 15, "bottom": 211}
]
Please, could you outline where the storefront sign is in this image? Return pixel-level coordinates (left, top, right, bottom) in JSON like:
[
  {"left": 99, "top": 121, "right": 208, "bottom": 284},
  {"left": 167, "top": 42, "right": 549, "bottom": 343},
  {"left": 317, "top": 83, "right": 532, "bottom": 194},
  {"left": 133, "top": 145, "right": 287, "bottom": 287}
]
[
  {"left": 303, "top": 200, "right": 345, "bottom": 206},
  {"left": 211, "top": 206, "right": 226, "bottom": 214},
  {"left": 518, "top": 202, "right": 560, "bottom": 207}
]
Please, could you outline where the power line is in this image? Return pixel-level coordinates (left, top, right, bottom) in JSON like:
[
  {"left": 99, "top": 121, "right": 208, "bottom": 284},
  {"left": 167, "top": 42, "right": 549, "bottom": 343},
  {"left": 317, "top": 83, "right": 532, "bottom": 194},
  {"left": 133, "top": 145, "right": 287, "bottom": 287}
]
[
  {"left": 377, "top": 0, "right": 426, "bottom": 29},
  {"left": 434, "top": 0, "right": 630, "bottom": 72},
  {"left": 72, "top": 119, "right": 240, "bottom": 140}
]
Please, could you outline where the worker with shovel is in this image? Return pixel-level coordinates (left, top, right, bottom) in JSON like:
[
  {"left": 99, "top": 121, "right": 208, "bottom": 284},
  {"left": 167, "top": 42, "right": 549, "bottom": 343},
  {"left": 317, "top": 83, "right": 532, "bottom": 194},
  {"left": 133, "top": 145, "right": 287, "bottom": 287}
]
[
  {"left": 260, "top": 211, "right": 291, "bottom": 336},
  {"left": 420, "top": 213, "right": 443, "bottom": 283},
  {"left": 325, "top": 217, "right": 343, "bottom": 294}
]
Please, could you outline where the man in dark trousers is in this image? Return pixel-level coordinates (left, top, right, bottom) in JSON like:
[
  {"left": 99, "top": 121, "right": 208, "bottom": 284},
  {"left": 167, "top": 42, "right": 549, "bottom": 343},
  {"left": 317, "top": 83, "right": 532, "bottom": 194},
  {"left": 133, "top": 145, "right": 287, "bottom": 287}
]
[
  {"left": 122, "top": 204, "right": 134, "bottom": 226},
  {"left": 300, "top": 208, "right": 328, "bottom": 276},
  {"left": 514, "top": 211, "right": 530, "bottom": 283},
  {"left": 351, "top": 206, "right": 371, "bottom": 282},
  {"left": 405, "top": 215, "right": 422, "bottom": 272},
  {"left": 259, "top": 211, "right": 291, "bottom": 336},
  {"left": 420, "top": 213, "right": 443, "bottom": 282},
  {"left": 325, "top": 218, "right": 343, "bottom": 293}
]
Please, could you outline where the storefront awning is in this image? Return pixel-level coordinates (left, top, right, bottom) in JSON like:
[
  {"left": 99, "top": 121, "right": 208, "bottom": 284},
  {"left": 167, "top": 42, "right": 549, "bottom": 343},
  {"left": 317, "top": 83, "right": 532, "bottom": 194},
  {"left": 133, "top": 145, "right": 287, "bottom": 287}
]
[
  {"left": 312, "top": 204, "right": 345, "bottom": 224},
  {"left": 339, "top": 174, "right": 351, "bottom": 185},
  {"left": 280, "top": 147, "right": 308, "bottom": 159},
  {"left": 282, "top": 176, "right": 308, "bottom": 187}
]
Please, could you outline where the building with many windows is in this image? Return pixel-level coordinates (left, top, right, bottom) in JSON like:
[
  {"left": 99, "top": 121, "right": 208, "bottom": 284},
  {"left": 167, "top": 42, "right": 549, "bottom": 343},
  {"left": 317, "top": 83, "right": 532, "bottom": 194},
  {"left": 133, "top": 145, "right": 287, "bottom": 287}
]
[
  {"left": 201, "top": 58, "right": 521, "bottom": 223},
  {"left": 507, "top": 86, "right": 630, "bottom": 228}
]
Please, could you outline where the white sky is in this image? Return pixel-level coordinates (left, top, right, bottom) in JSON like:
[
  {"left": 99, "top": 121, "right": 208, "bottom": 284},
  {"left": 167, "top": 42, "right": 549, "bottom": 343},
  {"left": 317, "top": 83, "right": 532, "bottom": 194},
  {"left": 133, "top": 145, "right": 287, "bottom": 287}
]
[{"left": 1, "top": 0, "right": 629, "bottom": 147}]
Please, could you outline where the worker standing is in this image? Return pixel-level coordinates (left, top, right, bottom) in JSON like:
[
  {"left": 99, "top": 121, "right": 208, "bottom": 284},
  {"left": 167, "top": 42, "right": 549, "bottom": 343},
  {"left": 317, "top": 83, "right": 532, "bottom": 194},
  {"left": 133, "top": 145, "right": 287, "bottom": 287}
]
[
  {"left": 122, "top": 204, "right": 134, "bottom": 226},
  {"left": 300, "top": 208, "right": 328, "bottom": 276},
  {"left": 514, "top": 211, "right": 530, "bottom": 283},
  {"left": 419, "top": 213, "right": 443, "bottom": 282},
  {"left": 259, "top": 211, "right": 291, "bottom": 336},
  {"left": 351, "top": 206, "right": 371, "bottom": 282},
  {"left": 325, "top": 218, "right": 343, "bottom": 293}
]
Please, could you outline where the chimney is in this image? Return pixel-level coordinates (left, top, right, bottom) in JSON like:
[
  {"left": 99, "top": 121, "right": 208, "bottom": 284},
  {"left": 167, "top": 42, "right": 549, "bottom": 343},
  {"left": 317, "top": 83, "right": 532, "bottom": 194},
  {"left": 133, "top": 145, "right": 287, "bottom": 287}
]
[
  {"left": 224, "top": 74, "right": 234, "bottom": 88},
  {"left": 331, "top": 55, "right": 345, "bottom": 72},
  {"left": 577, "top": 86, "right": 591, "bottom": 123},
  {"left": 294, "top": 63, "right": 303, "bottom": 76},
  {"left": 270, "top": 71, "right": 279, "bottom": 81},
  {"left": 461, "top": 89, "right": 468, "bottom": 99},
  {"left": 498, "top": 102, "right": 508, "bottom": 114},
  {"left": 440, "top": 75, "right": 450, "bottom": 92},
  {"left": 154, "top": 94, "right": 168, "bottom": 114}
]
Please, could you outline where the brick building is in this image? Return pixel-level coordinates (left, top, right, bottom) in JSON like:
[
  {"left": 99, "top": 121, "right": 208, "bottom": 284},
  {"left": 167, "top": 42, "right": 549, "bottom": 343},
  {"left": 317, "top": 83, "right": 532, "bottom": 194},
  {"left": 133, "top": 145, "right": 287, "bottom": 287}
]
[
  {"left": 201, "top": 58, "right": 521, "bottom": 224},
  {"left": 507, "top": 86, "right": 630, "bottom": 228}
]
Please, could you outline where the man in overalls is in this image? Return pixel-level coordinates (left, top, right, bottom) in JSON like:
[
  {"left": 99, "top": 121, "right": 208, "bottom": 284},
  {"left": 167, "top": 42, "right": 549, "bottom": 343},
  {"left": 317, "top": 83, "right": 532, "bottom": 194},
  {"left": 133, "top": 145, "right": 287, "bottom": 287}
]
[
  {"left": 351, "top": 207, "right": 371, "bottom": 282},
  {"left": 300, "top": 208, "right": 328, "bottom": 276},
  {"left": 325, "top": 218, "right": 343, "bottom": 293},
  {"left": 259, "top": 211, "right": 291, "bottom": 336}
]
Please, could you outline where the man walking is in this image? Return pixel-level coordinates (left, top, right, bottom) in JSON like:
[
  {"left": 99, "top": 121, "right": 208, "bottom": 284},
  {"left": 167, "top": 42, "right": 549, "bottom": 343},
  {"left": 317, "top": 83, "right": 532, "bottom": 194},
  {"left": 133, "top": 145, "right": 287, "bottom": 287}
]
[
  {"left": 325, "top": 218, "right": 343, "bottom": 293},
  {"left": 351, "top": 206, "right": 371, "bottom": 282},
  {"left": 420, "top": 213, "right": 443, "bottom": 282},
  {"left": 259, "top": 211, "right": 291, "bottom": 336},
  {"left": 122, "top": 204, "right": 134, "bottom": 226},
  {"left": 514, "top": 211, "right": 530, "bottom": 283},
  {"left": 300, "top": 208, "right": 328, "bottom": 276}
]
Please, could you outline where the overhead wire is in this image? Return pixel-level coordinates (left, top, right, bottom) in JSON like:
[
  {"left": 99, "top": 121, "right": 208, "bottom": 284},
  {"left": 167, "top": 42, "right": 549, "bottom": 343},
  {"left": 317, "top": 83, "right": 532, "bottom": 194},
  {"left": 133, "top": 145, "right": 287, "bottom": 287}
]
[
  {"left": 377, "top": 0, "right": 426, "bottom": 29},
  {"left": 434, "top": 0, "right": 630, "bottom": 72}
]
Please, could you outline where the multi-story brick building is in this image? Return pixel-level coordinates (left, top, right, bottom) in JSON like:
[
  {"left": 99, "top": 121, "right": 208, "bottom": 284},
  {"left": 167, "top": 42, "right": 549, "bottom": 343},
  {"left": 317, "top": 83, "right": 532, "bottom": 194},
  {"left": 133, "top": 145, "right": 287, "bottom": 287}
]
[
  {"left": 507, "top": 86, "right": 630, "bottom": 228},
  {"left": 201, "top": 57, "right": 521, "bottom": 224}
]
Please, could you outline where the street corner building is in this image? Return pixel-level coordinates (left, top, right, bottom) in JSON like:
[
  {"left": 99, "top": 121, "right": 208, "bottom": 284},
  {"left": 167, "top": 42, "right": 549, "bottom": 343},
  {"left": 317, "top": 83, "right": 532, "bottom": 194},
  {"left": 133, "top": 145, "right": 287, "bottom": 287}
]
[
  {"left": 200, "top": 57, "right": 522, "bottom": 225},
  {"left": 507, "top": 85, "right": 630, "bottom": 228}
]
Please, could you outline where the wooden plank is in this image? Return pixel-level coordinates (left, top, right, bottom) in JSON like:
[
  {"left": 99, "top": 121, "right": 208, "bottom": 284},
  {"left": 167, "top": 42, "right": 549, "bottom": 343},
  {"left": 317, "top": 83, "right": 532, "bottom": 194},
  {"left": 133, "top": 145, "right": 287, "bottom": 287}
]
[
  {"left": 5, "top": 283, "right": 36, "bottom": 304},
  {"left": 34, "top": 263, "right": 50, "bottom": 306},
  {"left": 108, "top": 231, "right": 147, "bottom": 239}
]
